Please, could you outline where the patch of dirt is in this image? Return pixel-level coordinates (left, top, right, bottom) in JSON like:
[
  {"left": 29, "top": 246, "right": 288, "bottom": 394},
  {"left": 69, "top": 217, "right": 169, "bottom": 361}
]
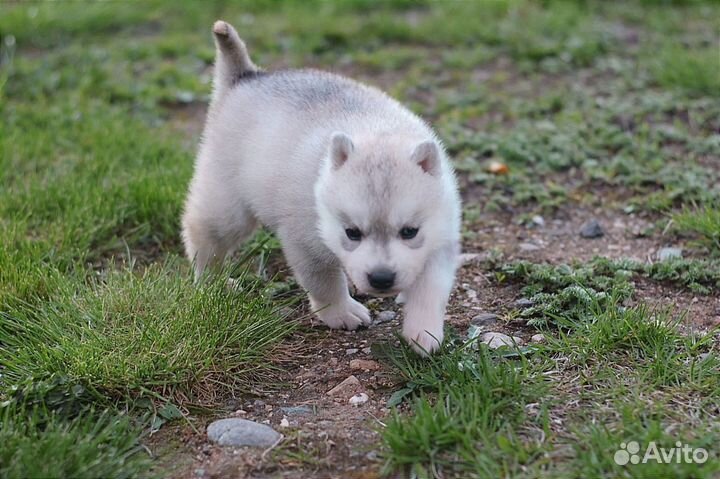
[
  {"left": 147, "top": 300, "right": 403, "bottom": 479},
  {"left": 465, "top": 205, "right": 667, "bottom": 264},
  {"left": 633, "top": 278, "right": 720, "bottom": 332}
]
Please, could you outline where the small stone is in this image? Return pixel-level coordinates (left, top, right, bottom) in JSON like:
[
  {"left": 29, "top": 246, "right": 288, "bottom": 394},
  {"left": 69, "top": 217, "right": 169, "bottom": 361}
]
[
  {"left": 657, "top": 247, "right": 682, "bottom": 261},
  {"left": 375, "top": 310, "right": 397, "bottom": 323},
  {"left": 194, "top": 468, "right": 206, "bottom": 477},
  {"left": 280, "top": 405, "right": 313, "bottom": 416},
  {"left": 579, "top": 219, "right": 604, "bottom": 238},
  {"left": 531, "top": 215, "right": 545, "bottom": 227},
  {"left": 326, "top": 375, "right": 361, "bottom": 397},
  {"left": 207, "top": 418, "right": 281, "bottom": 447},
  {"left": 519, "top": 242, "right": 541, "bottom": 252},
  {"left": 361, "top": 347, "right": 372, "bottom": 354},
  {"left": 698, "top": 352, "right": 711, "bottom": 361},
  {"left": 531, "top": 333, "right": 546, "bottom": 343},
  {"left": 234, "top": 409, "right": 247, "bottom": 416},
  {"left": 458, "top": 253, "right": 482, "bottom": 265},
  {"left": 176, "top": 90, "right": 195, "bottom": 104},
  {"left": 350, "top": 359, "right": 381, "bottom": 371},
  {"left": 515, "top": 298, "right": 534, "bottom": 308},
  {"left": 470, "top": 313, "right": 500, "bottom": 328},
  {"left": 480, "top": 332, "right": 523, "bottom": 349},
  {"left": 345, "top": 348, "right": 359, "bottom": 355},
  {"left": 349, "top": 393, "right": 369, "bottom": 406},
  {"left": 279, "top": 417, "right": 290, "bottom": 428},
  {"left": 365, "top": 450, "right": 379, "bottom": 461}
]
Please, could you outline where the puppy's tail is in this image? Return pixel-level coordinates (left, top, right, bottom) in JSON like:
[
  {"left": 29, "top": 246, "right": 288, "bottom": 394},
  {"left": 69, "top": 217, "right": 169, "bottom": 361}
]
[{"left": 211, "top": 20, "right": 259, "bottom": 102}]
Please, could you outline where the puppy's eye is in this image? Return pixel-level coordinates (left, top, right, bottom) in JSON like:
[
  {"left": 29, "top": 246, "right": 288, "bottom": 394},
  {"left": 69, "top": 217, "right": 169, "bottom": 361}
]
[
  {"left": 345, "top": 228, "right": 362, "bottom": 241},
  {"left": 400, "top": 227, "right": 419, "bottom": 240}
]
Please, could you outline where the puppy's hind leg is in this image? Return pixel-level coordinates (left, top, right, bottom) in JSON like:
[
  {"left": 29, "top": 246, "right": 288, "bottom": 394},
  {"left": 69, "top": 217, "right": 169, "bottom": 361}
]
[{"left": 182, "top": 199, "right": 257, "bottom": 282}]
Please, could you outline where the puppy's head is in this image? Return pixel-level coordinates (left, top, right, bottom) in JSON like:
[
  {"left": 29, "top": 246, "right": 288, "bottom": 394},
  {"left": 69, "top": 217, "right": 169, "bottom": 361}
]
[{"left": 315, "top": 131, "right": 459, "bottom": 296}]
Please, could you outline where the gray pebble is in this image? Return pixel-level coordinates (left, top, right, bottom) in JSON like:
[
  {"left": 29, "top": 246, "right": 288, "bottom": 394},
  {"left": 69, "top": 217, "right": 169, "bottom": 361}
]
[
  {"left": 207, "top": 418, "right": 281, "bottom": 447},
  {"left": 280, "top": 405, "right": 313, "bottom": 416},
  {"left": 345, "top": 348, "right": 359, "bottom": 355},
  {"left": 519, "top": 242, "right": 541, "bottom": 252},
  {"left": 375, "top": 310, "right": 397, "bottom": 323},
  {"left": 470, "top": 313, "right": 500, "bottom": 328},
  {"left": 515, "top": 298, "right": 534, "bottom": 308},
  {"left": 579, "top": 219, "right": 604, "bottom": 238},
  {"left": 657, "top": 247, "right": 682, "bottom": 261}
]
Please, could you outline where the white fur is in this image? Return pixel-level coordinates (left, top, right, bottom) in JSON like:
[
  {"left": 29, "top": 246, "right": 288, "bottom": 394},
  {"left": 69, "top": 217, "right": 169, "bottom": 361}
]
[{"left": 182, "top": 21, "right": 461, "bottom": 354}]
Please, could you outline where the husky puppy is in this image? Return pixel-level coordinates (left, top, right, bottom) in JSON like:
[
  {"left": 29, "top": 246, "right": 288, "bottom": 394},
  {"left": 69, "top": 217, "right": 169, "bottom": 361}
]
[{"left": 182, "top": 21, "right": 461, "bottom": 354}]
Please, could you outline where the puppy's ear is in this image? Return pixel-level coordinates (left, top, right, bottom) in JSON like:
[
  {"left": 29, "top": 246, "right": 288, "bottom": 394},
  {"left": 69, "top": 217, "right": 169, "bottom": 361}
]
[
  {"left": 411, "top": 140, "right": 441, "bottom": 176},
  {"left": 329, "top": 132, "right": 354, "bottom": 169}
]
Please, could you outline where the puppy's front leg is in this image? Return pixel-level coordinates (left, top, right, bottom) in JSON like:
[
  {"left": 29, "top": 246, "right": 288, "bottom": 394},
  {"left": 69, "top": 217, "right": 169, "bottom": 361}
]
[
  {"left": 283, "top": 239, "right": 371, "bottom": 331},
  {"left": 402, "top": 245, "right": 457, "bottom": 355}
]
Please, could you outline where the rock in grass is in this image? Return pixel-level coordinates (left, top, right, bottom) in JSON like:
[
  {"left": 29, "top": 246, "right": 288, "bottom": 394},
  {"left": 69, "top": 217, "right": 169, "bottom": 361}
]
[
  {"left": 280, "top": 405, "right": 313, "bottom": 416},
  {"left": 349, "top": 359, "right": 381, "bottom": 371},
  {"left": 349, "top": 392, "right": 369, "bottom": 406},
  {"left": 207, "top": 418, "right": 281, "bottom": 447},
  {"left": 326, "top": 375, "right": 361, "bottom": 397},
  {"left": 657, "top": 247, "right": 682, "bottom": 261},
  {"left": 579, "top": 219, "right": 604, "bottom": 238},
  {"left": 375, "top": 310, "right": 397, "bottom": 323},
  {"left": 514, "top": 298, "right": 534, "bottom": 308},
  {"left": 471, "top": 313, "right": 500, "bottom": 329},
  {"left": 480, "top": 332, "right": 523, "bottom": 349},
  {"left": 519, "top": 242, "right": 541, "bottom": 252}
]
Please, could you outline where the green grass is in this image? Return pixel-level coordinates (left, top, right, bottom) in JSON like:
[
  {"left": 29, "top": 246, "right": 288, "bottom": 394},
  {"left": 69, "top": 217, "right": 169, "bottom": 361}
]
[
  {"left": 1, "top": 262, "right": 293, "bottom": 406},
  {"left": 491, "top": 256, "right": 720, "bottom": 327},
  {"left": 0, "top": 405, "right": 150, "bottom": 479},
  {"left": 651, "top": 45, "right": 720, "bottom": 96},
  {"left": 569, "top": 415, "right": 720, "bottom": 479},
  {"left": 379, "top": 300, "right": 719, "bottom": 477},
  {"left": 673, "top": 206, "right": 720, "bottom": 252},
  {"left": 377, "top": 342, "right": 546, "bottom": 477}
]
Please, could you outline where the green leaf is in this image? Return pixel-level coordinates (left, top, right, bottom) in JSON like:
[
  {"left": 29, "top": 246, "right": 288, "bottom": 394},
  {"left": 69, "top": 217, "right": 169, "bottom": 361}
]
[{"left": 387, "top": 387, "right": 414, "bottom": 407}]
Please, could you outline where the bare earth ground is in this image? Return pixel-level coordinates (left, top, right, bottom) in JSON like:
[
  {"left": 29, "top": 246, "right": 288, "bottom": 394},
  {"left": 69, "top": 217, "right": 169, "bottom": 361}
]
[{"left": 151, "top": 99, "right": 719, "bottom": 477}]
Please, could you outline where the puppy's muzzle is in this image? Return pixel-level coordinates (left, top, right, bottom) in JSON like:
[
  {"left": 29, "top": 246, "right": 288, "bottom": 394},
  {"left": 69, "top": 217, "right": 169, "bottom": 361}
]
[{"left": 367, "top": 268, "right": 396, "bottom": 291}]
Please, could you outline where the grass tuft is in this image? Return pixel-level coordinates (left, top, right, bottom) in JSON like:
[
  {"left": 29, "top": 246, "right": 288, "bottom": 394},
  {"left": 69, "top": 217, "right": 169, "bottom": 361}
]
[
  {"left": 0, "top": 261, "right": 295, "bottom": 407},
  {"left": 378, "top": 339, "right": 547, "bottom": 477},
  {"left": 0, "top": 404, "right": 150, "bottom": 479},
  {"left": 673, "top": 205, "right": 720, "bottom": 252}
]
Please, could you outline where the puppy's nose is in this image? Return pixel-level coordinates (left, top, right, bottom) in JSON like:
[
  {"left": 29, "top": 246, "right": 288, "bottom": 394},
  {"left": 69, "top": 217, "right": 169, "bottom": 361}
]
[{"left": 368, "top": 269, "right": 396, "bottom": 290}]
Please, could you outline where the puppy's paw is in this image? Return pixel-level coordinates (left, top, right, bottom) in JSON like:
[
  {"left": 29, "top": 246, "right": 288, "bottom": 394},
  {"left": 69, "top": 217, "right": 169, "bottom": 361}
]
[
  {"left": 402, "top": 320, "right": 444, "bottom": 356},
  {"left": 317, "top": 298, "right": 372, "bottom": 331}
]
